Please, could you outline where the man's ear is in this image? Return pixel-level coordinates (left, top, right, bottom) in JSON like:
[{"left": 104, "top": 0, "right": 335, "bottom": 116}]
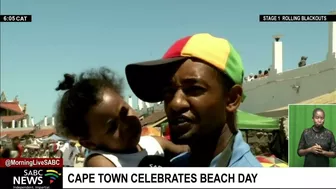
[{"left": 226, "top": 85, "right": 243, "bottom": 112}]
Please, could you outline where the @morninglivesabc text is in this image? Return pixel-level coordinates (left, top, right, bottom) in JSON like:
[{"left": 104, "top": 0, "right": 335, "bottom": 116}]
[
  {"left": 0, "top": 158, "right": 63, "bottom": 189},
  {"left": 3, "top": 159, "right": 61, "bottom": 167}
]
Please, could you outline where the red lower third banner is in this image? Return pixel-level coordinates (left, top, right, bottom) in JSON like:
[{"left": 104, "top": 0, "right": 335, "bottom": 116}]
[{"left": 0, "top": 158, "right": 63, "bottom": 168}]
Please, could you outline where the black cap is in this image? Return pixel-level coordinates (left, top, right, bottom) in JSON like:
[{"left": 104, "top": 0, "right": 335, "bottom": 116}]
[{"left": 125, "top": 57, "right": 187, "bottom": 103}]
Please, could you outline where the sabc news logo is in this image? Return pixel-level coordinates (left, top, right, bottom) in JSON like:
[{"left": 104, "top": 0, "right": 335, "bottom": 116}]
[
  {"left": 13, "top": 169, "right": 62, "bottom": 185},
  {"left": 45, "top": 169, "right": 62, "bottom": 184}
]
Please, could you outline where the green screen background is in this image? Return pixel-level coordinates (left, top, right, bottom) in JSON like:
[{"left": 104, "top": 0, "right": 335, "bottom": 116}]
[{"left": 288, "top": 105, "right": 336, "bottom": 167}]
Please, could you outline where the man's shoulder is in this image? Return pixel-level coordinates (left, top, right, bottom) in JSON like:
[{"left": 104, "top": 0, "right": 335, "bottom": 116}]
[
  {"left": 241, "top": 152, "right": 263, "bottom": 167},
  {"left": 230, "top": 151, "right": 262, "bottom": 167},
  {"left": 230, "top": 132, "right": 262, "bottom": 167}
]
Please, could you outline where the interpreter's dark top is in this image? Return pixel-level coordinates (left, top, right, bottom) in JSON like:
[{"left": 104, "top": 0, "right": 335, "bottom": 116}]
[{"left": 297, "top": 126, "right": 336, "bottom": 167}]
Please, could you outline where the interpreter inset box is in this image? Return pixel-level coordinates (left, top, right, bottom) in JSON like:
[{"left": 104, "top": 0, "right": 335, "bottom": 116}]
[{"left": 288, "top": 104, "right": 336, "bottom": 167}]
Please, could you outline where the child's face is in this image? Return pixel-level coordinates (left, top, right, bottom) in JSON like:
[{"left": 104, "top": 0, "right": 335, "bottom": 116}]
[{"left": 82, "top": 89, "right": 142, "bottom": 152}]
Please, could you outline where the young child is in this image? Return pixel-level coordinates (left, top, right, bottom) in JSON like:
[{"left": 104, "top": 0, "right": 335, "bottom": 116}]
[{"left": 55, "top": 67, "right": 189, "bottom": 167}]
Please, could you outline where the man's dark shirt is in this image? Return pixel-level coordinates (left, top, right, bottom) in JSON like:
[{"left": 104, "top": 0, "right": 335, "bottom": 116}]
[{"left": 297, "top": 126, "right": 336, "bottom": 167}]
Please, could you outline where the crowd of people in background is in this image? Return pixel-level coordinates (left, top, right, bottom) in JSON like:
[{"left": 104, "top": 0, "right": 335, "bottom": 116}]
[
  {"left": 244, "top": 68, "right": 270, "bottom": 82},
  {"left": 0, "top": 136, "right": 84, "bottom": 167},
  {"left": 0, "top": 137, "right": 23, "bottom": 158}
]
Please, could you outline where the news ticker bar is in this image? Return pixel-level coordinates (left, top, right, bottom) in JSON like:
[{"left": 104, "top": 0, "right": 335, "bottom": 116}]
[
  {"left": 1, "top": 14, "right": 335, "bottom": 23},
  {"left": 0, "top": 15, "right": 32, "bottom": 22},
  {"left": 260, "top": 14, "right": 336, "bottom": 22}
]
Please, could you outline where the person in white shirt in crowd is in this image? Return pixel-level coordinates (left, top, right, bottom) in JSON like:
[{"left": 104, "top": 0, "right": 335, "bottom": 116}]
[
  {"left": 247, "top": 73, "right": 254, "bottom": 82},
  {"left": 59, "top": 140, "right": 80, "bottom": 167}
]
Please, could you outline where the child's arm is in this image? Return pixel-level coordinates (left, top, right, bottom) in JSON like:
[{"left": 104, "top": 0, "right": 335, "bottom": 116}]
[{"left": 153, "top": 136, "right": 190, "bottom": 154}]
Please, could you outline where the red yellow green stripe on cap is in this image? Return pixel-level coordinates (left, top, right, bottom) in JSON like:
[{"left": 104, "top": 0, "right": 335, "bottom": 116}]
[
  {"left": 162, "top": 33, "right": 245, "bottom": 86},
  {"left": 125, "top": 33, "right": 246, "bottom": 103}
]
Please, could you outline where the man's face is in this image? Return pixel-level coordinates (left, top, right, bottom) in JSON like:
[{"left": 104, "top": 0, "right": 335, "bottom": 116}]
[{"left": 163, "top": 59, "right": 240, "bottom": 145}]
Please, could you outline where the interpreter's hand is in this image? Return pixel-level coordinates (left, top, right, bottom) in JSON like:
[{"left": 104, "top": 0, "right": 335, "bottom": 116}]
[
  {"left": 315, "top": 143, "right": 322, "bottom": 150},
  {"left": 309, "top": 144, "right": 322, "bottom": 154},
  {"left": 316, "top": 150, "right": 326, "bottom": 155}
]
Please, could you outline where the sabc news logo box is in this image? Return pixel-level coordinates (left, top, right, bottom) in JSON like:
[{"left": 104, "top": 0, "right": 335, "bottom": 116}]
[
  {"left": 14, "top": 169, "right": 62, "bottom": 185},
  {"left": 0, "top": 158, "right": 63, "bottom": 188}
]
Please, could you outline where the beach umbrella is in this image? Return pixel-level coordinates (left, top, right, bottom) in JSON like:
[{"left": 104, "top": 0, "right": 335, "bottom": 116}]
[
  {"left": 256, "top": 155, "right": 288, "bottom": 167},
  {"left": 141, "top": 127, "right": 161, "bottom": 136}
]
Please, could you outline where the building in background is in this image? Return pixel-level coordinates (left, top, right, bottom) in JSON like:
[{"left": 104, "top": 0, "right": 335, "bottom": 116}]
[
  {"left": 239, "top": 11, "right": 336, "bottom": 116},
  {"left": 0, "top": 92, "right": 29, "bottom": 129},
  {"left": 125, "top": 11, "right": 335, "bottom": 118},
  {"left": 0, "top": 92, "right": 56, "bottom": 139}
]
